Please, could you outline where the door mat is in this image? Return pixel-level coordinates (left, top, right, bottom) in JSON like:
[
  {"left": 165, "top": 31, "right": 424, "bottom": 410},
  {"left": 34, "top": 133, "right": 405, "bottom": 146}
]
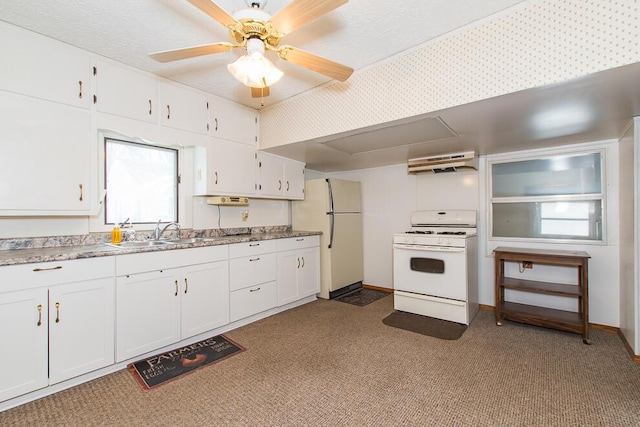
[
  {"left": 128, "top": 334, "right": 245, "bottom": 390},
  {"left": 335, "top": 288, "right": 390, "bottom": 306},
  {"left": 382, "top": 311, "right": 467, "bottom": 340}
]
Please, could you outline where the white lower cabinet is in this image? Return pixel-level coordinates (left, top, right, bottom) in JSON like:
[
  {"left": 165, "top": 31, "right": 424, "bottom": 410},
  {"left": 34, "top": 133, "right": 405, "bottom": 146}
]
[
  {"left": 0, "top": 258, "right": 115, "bottom": 402},
  {"left": 277, "top": 236, "right": 321, "bottom": 306},
  {"left": 115, "top": 246, "right": 229, "bottom": 362},
  {"left": 229, "top": 240, "right": 278, "bottom": 322}
]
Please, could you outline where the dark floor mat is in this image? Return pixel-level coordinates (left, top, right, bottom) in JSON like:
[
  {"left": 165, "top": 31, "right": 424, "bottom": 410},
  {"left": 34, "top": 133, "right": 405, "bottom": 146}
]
[
  {"left": 382, "top": 311, "right": 467, "bottom": 340},
  {"left": 335, "top": 288, "right": 390, "bottom": 306}
]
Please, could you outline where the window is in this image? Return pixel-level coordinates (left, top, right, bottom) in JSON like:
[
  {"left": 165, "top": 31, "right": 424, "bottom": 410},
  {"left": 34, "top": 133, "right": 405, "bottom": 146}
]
[
  {"left": 489, "top": 151, "right": 603, "bottom": 242},
  {"left": 104, "top": 137, "right": 178, "bottom": 225}
]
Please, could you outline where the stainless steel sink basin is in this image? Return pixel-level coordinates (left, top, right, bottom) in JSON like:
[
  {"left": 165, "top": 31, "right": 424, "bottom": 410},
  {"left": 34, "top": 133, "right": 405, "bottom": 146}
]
[
  {"left": 164, "top": 237, "right": 216, "bottom": 244},
  {"left": 105, "top": 240, "right": 173, "bottom": 249}
]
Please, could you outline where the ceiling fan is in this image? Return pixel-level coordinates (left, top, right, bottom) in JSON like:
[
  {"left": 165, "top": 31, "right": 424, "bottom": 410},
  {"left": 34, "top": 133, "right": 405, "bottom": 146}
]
[{"left": 149, "top": 0, "right": 354, "bottom": 99}]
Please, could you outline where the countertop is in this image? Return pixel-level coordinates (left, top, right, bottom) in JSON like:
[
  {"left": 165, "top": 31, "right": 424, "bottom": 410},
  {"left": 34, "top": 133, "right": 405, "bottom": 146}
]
[{"left": 0, "top": 230, "right": 322, "bottom": 267}]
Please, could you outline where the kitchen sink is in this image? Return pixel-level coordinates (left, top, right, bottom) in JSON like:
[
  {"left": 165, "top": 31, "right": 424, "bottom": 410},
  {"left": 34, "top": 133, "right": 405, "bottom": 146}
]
[
  {"left": 164, "top": 237, "right": 216, "bottom": 244},
  {"left": 105, "top": 240, "right": 173, "bottom": 249}
]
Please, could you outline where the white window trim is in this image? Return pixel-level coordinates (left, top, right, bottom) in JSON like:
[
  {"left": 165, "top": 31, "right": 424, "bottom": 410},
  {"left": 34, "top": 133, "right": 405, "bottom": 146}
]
[
  {"left": 486, "top": 143, "right": 608, "bottom": 246},
  {"left": 89, "top": 129, "right": 185, "bottom": 233}
]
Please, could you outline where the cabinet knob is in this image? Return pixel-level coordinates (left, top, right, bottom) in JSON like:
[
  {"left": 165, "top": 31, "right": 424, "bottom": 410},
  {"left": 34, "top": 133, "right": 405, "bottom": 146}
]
[{"left": 37, "top": 304, "right": 43, "bottom": 326}]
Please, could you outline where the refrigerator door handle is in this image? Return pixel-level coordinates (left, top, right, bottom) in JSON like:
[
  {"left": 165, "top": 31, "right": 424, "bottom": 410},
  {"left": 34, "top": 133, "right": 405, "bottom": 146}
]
[
  {"left": 326, "top": 178, "right": 335, "bottom": 214},
  {"left": 328, "top": 213, "right": 334, "bottom": 249}
]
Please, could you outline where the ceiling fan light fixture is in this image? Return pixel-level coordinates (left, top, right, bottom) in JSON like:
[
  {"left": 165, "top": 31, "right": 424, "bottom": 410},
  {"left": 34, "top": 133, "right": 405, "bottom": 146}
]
[{"left": 227, "top": 38, "right": 283, "bottom": 88}]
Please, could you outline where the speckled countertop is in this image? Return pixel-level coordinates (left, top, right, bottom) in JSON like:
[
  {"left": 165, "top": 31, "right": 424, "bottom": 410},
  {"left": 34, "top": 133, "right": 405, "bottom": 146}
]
[{"left": 0, "top": 227, "right": 322, "bottom": 267}]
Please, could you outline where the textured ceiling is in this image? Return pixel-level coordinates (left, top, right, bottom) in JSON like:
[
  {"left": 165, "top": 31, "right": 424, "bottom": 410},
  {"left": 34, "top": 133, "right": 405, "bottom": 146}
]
[{"left": 0, "top": 0, "right": 525, "bottom": 109}]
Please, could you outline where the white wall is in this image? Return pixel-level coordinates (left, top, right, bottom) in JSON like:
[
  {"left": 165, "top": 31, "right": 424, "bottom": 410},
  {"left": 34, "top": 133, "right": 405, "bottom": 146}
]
[
  {"left": 619, "top": 118, "right": 638, "bottom": 352},
  {"left": 323, "top": 140, "right": 621, "bottom": 327}
]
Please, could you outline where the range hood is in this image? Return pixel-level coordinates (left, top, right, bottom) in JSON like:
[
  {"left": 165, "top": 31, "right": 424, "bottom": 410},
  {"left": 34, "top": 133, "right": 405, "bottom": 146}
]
[
  {"left": 206, "top": 196, "right": 249, "bottom": 206},
  {"left": 407, "top": 151, "right": 478, "bottom": 174}
]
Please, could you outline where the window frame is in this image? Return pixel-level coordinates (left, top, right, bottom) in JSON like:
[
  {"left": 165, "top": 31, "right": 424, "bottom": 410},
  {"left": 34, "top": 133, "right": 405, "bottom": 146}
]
[
  {"left": 487, "top": 147, "right": 606, "bottom": 245},
  {"left": 90, "top": 131, "right": 183, "bottom": 233}
]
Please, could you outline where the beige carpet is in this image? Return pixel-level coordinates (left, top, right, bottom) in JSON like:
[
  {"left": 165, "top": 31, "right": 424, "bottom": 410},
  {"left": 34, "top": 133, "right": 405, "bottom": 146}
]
[{"left": 2, "top": 296, "right": 640, "bottom": 426}]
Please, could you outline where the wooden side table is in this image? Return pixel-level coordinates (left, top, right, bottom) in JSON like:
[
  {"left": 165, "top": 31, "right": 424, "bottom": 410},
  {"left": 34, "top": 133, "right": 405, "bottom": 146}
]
[{"left": 493, "top": 247, "right": 591, "bottom": 344}]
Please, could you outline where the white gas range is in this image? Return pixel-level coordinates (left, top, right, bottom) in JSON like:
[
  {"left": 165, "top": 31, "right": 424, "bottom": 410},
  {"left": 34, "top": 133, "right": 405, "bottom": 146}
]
[{"left": 393, "top": 210, "right": 479, "bottom": 325}]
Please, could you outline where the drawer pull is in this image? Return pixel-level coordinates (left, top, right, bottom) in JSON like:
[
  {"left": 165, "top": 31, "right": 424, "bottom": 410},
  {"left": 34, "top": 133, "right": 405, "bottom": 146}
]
[
  {"left": 184, "top": 278, "right": 188, "bottom": 294},
  {"left": 249, "top": 287, "right": 261, "bottom": 293},
  {"left": 55, "top": 302, "right": 60, "bottom": 323},
  {"left": 249, "top": 243, "right": 260, "bottom": 247},
  {"left": 296, "top": 238, "right": 304, "bottom": 241},
  {"left": 174, "top": 280, "right": 178, "bottom": 296},
  {"left": 33, "top": 265, "right": 63, "bottom": 272},
  {"left": 249, "top": 257, "right": 260, "bottom": 262},
  {"left": 37, "top": 304, "right": 43, "bottom": 326}
]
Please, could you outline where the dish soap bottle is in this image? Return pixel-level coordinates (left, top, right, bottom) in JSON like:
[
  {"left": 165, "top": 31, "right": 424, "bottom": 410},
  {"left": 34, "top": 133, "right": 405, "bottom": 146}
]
[{"left": 111, "top": 226, "right": 122, "bottom": 244}]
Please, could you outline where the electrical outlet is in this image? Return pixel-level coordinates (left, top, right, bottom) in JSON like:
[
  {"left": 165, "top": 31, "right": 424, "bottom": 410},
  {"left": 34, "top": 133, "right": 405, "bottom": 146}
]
[
  {"left": 241, "top": 210, "right": 249, "bottom": 221},
  {"left": 522, "top": 261, "right": 533, "bottom": 269}
]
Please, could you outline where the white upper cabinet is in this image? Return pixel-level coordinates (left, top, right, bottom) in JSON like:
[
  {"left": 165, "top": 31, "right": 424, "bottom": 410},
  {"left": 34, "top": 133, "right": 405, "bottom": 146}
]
[
  {"left": 255, "top": 152, "right": 305, "bottom": 200},
  {"left": 159, "top": 81, "right": 209, "bottom": 134},
  {"left": 0, "top": 91, "right": 92, "bottom": 214},
  {"left": 193, "top": 142, "right": 256, "bottom": 197},
  {"left": 0, "top": 21, "right": 91, "bottom": 109},
  {"left": 210, "top": 97, "right": 258, "bottom": 145},
  {"left": 94, "top": 60, "right": 157, "bottom": 123}
]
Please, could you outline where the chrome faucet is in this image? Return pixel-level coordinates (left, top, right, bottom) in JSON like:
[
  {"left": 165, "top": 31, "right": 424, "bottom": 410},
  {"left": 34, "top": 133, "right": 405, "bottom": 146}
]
[{"left": 153, "top": 220, "right": 180, "bottom": 240}]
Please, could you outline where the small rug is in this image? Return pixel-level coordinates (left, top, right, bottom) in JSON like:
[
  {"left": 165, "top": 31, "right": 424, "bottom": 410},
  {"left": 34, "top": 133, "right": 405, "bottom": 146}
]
[
  {"left": 128, "top": 334, "right": 245, "bottom": 390},
  {"left": 382, "top": 311, "right": 467, "bottom": 340},
  {"left": 335, "top": 288, "right": 390, "bottom": 306}
]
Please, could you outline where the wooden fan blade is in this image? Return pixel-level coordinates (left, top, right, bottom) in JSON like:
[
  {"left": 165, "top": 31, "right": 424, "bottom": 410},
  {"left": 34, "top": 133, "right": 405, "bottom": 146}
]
[
  {"left": 185, "top": 0, "right": 240, "bottom": 28},
  {"left": 149, "top": 42, "right": 235, "bottom": 63},
  {"left": 251, "top": 86, "right": 270, "bottom": 98},
  {"left": 270, "top": 0, "right": 348, "bottom": 36},
  {"left": 278, "top": 46, "right": 353, "bottom": 81}
]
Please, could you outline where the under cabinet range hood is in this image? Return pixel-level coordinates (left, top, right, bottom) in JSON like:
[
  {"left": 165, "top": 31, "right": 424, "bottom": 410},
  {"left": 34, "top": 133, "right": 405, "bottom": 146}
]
[
  {"left": 407, "top": 151, "right": 478, "bottom": 174},
  {"left": 206, "top": 196, "right": 249, "bottom": 206}
]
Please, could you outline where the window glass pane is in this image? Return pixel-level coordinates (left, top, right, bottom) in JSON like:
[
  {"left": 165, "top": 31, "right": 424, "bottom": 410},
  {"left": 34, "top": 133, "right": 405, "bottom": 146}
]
[
  {"left": 105, "top": 138, "right": 178, "bottom": 225},
  {"left": 492, "top": 152, "right": 601, "bottom": 197},
  {"left": 492, "top": 200, "right": 601, "bottom": 240}
]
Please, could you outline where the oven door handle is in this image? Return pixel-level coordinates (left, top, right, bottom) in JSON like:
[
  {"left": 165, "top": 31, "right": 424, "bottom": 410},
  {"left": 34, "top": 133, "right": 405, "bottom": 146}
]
[{"left": 393, "top": 244, "right": 466, "bottom": 253}]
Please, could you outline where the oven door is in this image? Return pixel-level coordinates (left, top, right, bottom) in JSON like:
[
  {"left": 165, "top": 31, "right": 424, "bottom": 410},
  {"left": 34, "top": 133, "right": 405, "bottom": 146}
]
[{"left": 393, "top": 243, "right": 467, "bottom": 300}]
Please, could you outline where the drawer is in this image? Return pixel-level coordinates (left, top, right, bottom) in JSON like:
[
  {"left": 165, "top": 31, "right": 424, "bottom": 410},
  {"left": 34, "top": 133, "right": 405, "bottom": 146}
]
[
  {"left": 394, "top": 290, "right": 470, "bottom": 325},
  {"left": 0, "top": 257, "right": 115, "bottom": 292},
  {"left": 116, "top": 245, "right": 228, "bottom": 276},
  {"left": 229, "top": 253, "right": 276, "bottom": 291},
  {"left": 229, "top": 240, "right": 277, "bottom": 259},
  {"left": 276, "top": 235, "right": 319, "bottom": 252},
  {"left": 229, "top": 280, "right": 277, "bottom": 322}
]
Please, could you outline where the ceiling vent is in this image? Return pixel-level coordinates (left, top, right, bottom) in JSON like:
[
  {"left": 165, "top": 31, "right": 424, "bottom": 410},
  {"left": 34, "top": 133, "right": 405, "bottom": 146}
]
[{"left": 407, "top": 151, "right": 478, "bottom": 174}]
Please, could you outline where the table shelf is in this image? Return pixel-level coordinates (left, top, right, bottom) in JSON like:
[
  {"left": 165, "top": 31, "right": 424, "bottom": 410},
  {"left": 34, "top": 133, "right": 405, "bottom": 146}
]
[{"left": 493, "top": 247, "right": 590, "bottom": 344}]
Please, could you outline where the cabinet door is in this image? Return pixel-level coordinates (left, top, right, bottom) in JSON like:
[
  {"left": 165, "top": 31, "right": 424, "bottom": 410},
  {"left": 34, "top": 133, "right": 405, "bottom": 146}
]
[
  {"left": 159, "top": 82, "right": 209, "bottom": 134},
  {"left": 256, "top": 152, "right": 284, "bottom": 197},
  {"left": 181, "top": 261, "right": 229, "bottom": 339},
  {"left": 0, "top": 21, "right": 91, "bottom": 109},
  {"left": 193, "top": 141, "right": 256, "bottom": 196},
  {"left": 210, "top": 97, "right": 257, "bottom": 145},
  {"left": 116, "top": 269, "right": 181, "bottom": 362},
  {"left": 94, "top": 60, "right": 157, "bottom": 123},
  {"left": 49, "top": 277, "right": 115, "bottom": 384},
  {"left": 284, "top": 160, "right": 305, "bottom": 200},
  {"left": 0, "top": 91, "right": 92, "bottom": 214},
  {"left": 0, "top": 288, "right": 48, "bottom": 402},
  {"left": 277, "top": 251, "right": 299, "bottom": 306},
  {"left": 298, "top": 247, "right": 320, "bottom": 298}
]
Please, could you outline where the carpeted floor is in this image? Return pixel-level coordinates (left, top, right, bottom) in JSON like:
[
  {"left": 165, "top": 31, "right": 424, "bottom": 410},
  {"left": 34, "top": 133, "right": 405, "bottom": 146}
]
[{"left": 1, "top": 296, "right": 640, "bottom": 426}]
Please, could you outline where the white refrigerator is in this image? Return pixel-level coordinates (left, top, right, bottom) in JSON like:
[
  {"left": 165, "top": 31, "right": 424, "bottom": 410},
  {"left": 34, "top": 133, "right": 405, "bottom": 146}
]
[{"left": 292, "top": 178, "right": 363, "bottom": 299}]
